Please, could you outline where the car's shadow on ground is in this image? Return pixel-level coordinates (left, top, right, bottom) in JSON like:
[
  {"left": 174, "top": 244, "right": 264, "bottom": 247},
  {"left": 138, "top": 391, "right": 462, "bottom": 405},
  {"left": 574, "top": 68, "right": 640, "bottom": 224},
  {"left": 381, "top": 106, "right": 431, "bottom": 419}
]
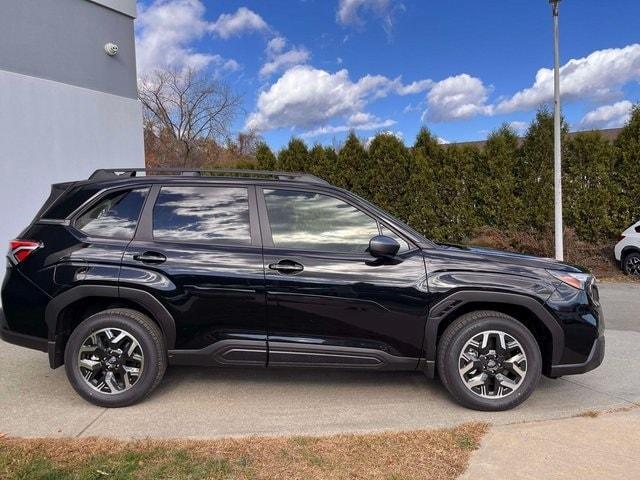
[
  {"left": 156, "top": 364, "right": 440, "bottom": 393},
  {"left": 151, "top": 364, "right": 584, "bottom": 408}
]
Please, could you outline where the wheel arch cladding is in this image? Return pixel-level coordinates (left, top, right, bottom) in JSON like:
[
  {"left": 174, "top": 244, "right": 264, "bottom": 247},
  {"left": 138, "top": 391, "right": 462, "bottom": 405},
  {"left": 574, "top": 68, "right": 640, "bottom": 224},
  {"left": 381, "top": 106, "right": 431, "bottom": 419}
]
[
  {"left": 45, "top": 285, "right": 176, "bottom": 368},
  {"left": 621, "top": 246, "right": 640, "bottom": 259},
  {"left": 425, "top": 291, "right": 563, "bottom": 375}
]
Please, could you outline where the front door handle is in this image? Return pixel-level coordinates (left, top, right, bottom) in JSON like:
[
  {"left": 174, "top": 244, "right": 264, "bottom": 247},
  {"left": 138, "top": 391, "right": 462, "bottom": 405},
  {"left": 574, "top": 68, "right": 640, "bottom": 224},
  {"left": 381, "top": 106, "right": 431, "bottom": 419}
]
[
  {"left": 133, "top": 252, "right": 167, "bottom": 264},
  {"left": 268, "top": 260, "right": 304, "bottom": 274}
]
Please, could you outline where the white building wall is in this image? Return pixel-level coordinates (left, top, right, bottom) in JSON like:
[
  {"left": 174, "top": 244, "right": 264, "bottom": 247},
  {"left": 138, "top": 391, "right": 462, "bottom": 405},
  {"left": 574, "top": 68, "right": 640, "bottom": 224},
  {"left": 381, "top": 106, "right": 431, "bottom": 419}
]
[
  {"left": 0, "top": 70, "right": 144, "bottom": 271},
  {"left": 89, "top": 0, "right": 137, "bottom": 18}
]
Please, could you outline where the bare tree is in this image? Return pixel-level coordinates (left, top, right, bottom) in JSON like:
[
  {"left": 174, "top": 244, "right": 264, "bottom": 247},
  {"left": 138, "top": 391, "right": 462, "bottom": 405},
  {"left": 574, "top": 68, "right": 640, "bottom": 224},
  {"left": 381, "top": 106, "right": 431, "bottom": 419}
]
[
  {"left": 139, "top": 68, "right": 242, "bottom": 167},
  {"left": 228, "top": 131, "right": 263, "bottom": 158}
]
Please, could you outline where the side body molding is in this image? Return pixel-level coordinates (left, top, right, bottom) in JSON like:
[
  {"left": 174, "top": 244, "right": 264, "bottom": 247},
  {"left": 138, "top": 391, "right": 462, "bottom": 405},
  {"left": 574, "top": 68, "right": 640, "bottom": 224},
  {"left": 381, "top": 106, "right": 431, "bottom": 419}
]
[
  {"left": 422, "top": 290, "right": 564, "bottom": 376},
  {"left": 45, "top": 285, "right": 176, "bottom": 368}
]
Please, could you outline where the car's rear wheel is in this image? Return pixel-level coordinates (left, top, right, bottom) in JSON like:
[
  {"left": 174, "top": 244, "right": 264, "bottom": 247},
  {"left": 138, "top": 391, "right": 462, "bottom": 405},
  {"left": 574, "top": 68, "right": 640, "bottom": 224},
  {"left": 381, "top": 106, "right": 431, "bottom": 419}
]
[
  {"left": 437, "top": 310, "right": 542, "bottom": 411},
  {"left": 64, "top": 308, "right": 166, "bottom": 407},
  {"left": 622, "top": 252, "right": 640, "bottom": 276}
]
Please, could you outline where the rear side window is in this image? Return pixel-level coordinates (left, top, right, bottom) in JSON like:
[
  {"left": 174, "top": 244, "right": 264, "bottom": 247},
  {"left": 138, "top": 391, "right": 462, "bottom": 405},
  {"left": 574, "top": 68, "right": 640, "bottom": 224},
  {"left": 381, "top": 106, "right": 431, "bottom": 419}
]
[
  {"left": 152, "top": 186, "right": 251, "bottom": 244},
  {"left": 75, "top": 188, "right": 148, "bottom": 240}
]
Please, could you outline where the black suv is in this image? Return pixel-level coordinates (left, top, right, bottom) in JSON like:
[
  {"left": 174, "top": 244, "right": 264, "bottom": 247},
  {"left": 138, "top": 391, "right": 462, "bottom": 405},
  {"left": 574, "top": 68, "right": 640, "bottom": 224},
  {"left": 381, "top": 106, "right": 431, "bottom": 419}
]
[{"left": 1, "top": 169, "right": 605, "bottom": 411}]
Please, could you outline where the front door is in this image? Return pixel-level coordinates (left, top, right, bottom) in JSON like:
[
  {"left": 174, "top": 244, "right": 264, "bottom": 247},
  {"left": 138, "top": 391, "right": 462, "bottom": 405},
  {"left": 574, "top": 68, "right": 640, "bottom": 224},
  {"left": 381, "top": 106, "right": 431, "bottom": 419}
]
[
  {"left": 258, "top": 187, "right": 430, "bottom": 369},
  {"left": 121, "top": 183, "right": 267, "bottom": 366}
]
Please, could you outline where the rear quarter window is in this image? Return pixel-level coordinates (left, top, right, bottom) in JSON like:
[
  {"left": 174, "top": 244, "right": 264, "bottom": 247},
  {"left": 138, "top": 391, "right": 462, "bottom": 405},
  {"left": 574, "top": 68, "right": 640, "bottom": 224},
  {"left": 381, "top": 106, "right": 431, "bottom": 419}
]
[{"left": 75, "top": 188, "right": 149, "bottom": 240}]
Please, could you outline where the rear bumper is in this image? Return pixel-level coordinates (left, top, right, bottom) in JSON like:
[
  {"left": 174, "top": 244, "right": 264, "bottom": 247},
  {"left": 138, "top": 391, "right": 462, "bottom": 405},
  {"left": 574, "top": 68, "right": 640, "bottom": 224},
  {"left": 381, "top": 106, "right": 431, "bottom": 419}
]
[
  {"left": 0, "top": 322, "right": 48, "bottom": 353},
  {"left": 549, "top": 335, "right": 605, "bottom": 377},
  {"left": 1, "top": 309, "right": 61, "bottom": 368},
  {"left": 0, "top": 308, "right": 47, "bottom": 352}
]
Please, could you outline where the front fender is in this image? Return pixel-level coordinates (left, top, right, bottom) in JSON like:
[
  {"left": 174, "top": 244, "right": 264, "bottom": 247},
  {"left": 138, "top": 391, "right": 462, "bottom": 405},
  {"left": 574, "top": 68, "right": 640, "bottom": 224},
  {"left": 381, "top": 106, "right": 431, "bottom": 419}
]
[{"left": 423, "top": 289, "right": 564, "bottom": 367}]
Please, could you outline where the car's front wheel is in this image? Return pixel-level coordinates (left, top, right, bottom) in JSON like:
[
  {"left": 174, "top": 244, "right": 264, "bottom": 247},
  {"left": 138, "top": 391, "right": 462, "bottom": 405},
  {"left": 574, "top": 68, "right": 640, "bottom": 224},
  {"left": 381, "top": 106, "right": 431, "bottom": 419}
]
[
  {"left": 622, "top": 252, "right": 640, "bottom": 276},
  {"left": 437, "top": 310, "right": 542, "bottom": 411},
  {"left": 64, "top": 308, "right": 167, "bottom": 407}
]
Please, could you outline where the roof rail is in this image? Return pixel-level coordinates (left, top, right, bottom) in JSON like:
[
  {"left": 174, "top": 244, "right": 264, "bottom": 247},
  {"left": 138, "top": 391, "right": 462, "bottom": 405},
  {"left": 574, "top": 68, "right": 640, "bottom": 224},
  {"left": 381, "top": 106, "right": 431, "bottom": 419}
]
[{"left": 88, "top": 168, "right": 329, "bottom": 185}]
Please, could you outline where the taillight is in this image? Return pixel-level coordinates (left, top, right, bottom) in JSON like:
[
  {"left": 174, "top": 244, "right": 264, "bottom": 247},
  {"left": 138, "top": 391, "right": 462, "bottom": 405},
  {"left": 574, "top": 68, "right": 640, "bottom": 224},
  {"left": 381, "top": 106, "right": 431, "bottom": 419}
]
[{"left": 8, "top": 240, "right": 41, "bottom": 264}]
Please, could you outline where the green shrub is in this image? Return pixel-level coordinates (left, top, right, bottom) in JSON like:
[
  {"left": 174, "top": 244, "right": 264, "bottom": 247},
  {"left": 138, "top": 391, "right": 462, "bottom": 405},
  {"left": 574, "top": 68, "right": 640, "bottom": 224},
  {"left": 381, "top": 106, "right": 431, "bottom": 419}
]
[{"left": 231, "top": 105, "right": 640, "bottom": 244}]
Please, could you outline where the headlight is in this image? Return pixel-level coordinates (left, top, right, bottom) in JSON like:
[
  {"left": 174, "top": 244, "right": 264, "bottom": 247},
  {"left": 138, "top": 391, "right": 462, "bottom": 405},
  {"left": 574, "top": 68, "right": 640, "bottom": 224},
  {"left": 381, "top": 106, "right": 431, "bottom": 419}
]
[{"left": 547, "top": 270, "right": 593, "bottom": 290}]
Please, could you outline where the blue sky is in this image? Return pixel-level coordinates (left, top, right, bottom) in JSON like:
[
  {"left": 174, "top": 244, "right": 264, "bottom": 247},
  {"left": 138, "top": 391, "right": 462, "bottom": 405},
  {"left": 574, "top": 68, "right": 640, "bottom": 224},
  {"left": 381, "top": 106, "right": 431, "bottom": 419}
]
[{"left": 135, "top": 0, "right": 640, "bottom": 149}]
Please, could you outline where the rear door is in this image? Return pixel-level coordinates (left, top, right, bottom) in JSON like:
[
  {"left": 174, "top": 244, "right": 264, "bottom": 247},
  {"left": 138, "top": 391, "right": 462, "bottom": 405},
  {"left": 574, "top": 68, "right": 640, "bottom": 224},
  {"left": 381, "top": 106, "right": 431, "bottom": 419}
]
[
  {"left": 121, "top": 182, "right": 267, "bottom": 365},
  {"left": 257, "top": 186, "right": 430, "bottom": 369}
]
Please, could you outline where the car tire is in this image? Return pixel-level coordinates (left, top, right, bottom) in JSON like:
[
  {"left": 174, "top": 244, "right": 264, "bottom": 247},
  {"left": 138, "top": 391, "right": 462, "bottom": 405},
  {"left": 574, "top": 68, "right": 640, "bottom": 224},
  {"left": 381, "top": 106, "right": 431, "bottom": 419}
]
[
  {"left": 437, "top": 310, "right": 542, "bottom": 411},
  {"left": 64, "top": 308, "right": 167, "bottom": 407},
  {"left": 622, "top": 252, "right": 640, "bottom": 276}
]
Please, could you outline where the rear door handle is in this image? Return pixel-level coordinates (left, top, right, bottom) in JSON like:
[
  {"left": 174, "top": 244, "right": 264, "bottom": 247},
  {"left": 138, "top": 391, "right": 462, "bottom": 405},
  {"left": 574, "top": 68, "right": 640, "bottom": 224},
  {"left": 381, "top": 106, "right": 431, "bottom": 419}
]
[
  {"left": 268, "top": 260, "right": 304, "bottom": 274},
  {"left": 133, "top": 252, "right": 167, "bottom": 264}
]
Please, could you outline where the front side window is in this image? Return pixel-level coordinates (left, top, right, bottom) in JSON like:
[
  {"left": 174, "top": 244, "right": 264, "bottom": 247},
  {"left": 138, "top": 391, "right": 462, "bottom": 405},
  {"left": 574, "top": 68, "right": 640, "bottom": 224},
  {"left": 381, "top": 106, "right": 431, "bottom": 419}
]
[
  {"left": 152, "top": 186, "right": 251, "bottom": 244},
  {"left": 381, "top": 225, "right": 411, "bottom": 253},
  {"left": 76, "top": 188, "right": 148, "bottom": 240},
  {"left": 264, "top": 189, "right": 379, "bottom": 253}
]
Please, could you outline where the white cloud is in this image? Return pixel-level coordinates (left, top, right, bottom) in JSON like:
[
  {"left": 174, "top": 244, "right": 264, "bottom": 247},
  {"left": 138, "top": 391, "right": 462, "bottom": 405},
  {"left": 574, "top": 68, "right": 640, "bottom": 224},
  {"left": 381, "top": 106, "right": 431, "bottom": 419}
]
[
  {"left": 246, "top": 64, "right": 437, "bottom": 132},
  {"left": 336, "top": 0, "right": 404, "bottom": 36},
  {"left": 260, "top": 37, "right": 310, "bottom": 77},
  {"left": 221, "top": 58, "right": 241, "bottom": 72},
  {"left": 337, "top": 0, "right": 389, "bottom": 24},
  {"left": 422, "top": 74, "right": 493, "bottom": 122},
  {"left": 210, "top": 7, "right": 269, "bottom": 39},
  {"left": 403, "top": 103, "right": 422, "bottom": 114},
  {"left": 245, "top": 66, "right": 399, "bottom": 131},
  {"left": 266, "top": 36, "right": 287, "bottom": 55},
  {"left": 497, "top": 44, "right": 640, "bottom": 114},
  {"left": 509, "top": 121, "right": 528, "bottom": 133},
  {"left": 396, "top": 79, "right": 433, "bottom": 96},
  {"left": 348, "top": 112, "right": 376, "bottom": 125},
  {"left": 260, "top": 47, "right": 310, "bottom": 77},
  {"left": 136, "top": 0, "right": 220, "bottom": 74},
  {"left": 302, "top": 119, "right": 396, "bottom": 138},
  {"left": 436, "top": 137, "right": 450, "bottom": 145},
  {"left": 579, "top": 101, "right": 633, "bottom": 130}
]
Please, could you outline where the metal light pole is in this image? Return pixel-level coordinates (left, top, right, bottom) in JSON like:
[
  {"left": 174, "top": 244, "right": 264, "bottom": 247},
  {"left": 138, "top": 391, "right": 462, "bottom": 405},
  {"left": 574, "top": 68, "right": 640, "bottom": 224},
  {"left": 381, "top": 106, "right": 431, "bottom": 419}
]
[{"left": 551, "top": 0, "right": 563, "bottom": 261}]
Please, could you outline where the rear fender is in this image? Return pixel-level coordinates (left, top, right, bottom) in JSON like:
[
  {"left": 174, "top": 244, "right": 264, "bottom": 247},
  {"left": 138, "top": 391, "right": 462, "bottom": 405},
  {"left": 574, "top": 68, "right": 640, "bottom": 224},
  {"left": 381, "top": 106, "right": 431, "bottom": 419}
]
[{"left": 45, "top": 285, "right": 176, "bottom": 368}]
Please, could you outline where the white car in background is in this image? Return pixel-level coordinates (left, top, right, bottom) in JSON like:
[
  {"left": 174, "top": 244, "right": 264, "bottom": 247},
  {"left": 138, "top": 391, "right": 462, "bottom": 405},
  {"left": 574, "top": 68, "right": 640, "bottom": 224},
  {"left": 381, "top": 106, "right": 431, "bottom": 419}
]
[{"left": 615, "top": 220, "right": 640, "bottom": 276}]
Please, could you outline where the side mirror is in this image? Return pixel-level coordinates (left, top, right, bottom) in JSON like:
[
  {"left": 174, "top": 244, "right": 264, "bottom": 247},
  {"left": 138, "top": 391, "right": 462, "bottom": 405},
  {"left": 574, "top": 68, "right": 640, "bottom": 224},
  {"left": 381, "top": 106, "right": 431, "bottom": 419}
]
[{"left": 368, "top": 235, "right": 400, "bottom": 258}]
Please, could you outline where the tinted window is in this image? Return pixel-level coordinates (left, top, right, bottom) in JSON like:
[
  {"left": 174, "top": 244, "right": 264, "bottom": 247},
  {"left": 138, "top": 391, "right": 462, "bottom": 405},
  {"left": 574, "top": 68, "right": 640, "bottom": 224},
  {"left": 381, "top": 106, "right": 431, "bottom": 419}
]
[
  {"left": 264, "top": 189, "right": 379, "bottom": 253},
  {"left": 153, "top": 186, "right": 251, "bottom": 244},
  {"left": 76, "top": 188, "right": 148, "bottom": 240}
]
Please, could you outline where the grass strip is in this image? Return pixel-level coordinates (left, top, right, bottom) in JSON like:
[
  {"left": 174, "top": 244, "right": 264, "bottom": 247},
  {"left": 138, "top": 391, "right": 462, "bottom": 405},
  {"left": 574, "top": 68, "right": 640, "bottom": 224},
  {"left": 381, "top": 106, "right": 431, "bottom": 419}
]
[{"left": 0, "top": 422, "right": 487, "bottom": 480}]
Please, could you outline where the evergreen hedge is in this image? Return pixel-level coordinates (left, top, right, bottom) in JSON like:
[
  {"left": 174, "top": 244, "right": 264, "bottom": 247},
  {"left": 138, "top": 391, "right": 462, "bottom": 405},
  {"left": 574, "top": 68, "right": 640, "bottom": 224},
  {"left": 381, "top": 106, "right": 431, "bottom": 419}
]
[{"left": 247, "top": 106, "right": 640, "bottom": 244}]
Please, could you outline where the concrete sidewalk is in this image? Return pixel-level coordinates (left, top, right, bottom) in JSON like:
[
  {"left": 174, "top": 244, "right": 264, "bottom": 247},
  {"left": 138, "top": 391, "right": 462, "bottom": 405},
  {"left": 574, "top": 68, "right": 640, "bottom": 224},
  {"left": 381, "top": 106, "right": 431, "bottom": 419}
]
[{"left": 461, "top": 408, "right": 640, "bottom": 479}]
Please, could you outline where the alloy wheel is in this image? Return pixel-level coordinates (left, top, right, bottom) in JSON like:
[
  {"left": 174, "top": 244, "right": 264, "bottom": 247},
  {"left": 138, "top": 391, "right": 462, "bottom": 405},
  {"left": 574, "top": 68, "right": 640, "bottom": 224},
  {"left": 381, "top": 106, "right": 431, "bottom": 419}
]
[
  {"left": 458, "top": 330, "right": 527, "bottom": 399},
  {"left": 77, "top": 327, "right": 144, "bottom": 394},
  {"left": 625, "top": 255, "right": 640, "bottom": 276}
]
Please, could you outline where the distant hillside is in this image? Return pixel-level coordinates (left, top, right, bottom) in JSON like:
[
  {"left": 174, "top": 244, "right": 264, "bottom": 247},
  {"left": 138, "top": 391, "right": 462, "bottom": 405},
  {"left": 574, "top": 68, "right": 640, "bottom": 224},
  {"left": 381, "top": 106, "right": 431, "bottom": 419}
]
[{"left": 449, "top": 128, "right": 623, "bottom": 149}]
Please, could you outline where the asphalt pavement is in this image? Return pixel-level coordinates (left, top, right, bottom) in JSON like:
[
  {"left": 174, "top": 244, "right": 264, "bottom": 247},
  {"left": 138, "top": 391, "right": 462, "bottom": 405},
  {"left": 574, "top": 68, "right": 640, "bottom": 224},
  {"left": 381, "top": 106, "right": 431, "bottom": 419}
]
[{"left": 0, "top": 282, "right": 638, "bottom": 439}]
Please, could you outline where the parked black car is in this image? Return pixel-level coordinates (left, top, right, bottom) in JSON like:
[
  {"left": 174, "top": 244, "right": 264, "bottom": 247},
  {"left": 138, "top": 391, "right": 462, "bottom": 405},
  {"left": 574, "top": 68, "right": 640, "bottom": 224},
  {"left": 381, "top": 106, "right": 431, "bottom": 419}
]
[{"left": 1, "top": 169, "right": 605, "bottom": 411}]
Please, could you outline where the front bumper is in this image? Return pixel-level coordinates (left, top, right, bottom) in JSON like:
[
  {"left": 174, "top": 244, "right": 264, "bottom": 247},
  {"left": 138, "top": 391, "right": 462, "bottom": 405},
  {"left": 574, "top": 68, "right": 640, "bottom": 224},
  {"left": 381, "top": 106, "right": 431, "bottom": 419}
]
[{"left": 549, "top": 335, "right": 605, "bottom": 377}]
